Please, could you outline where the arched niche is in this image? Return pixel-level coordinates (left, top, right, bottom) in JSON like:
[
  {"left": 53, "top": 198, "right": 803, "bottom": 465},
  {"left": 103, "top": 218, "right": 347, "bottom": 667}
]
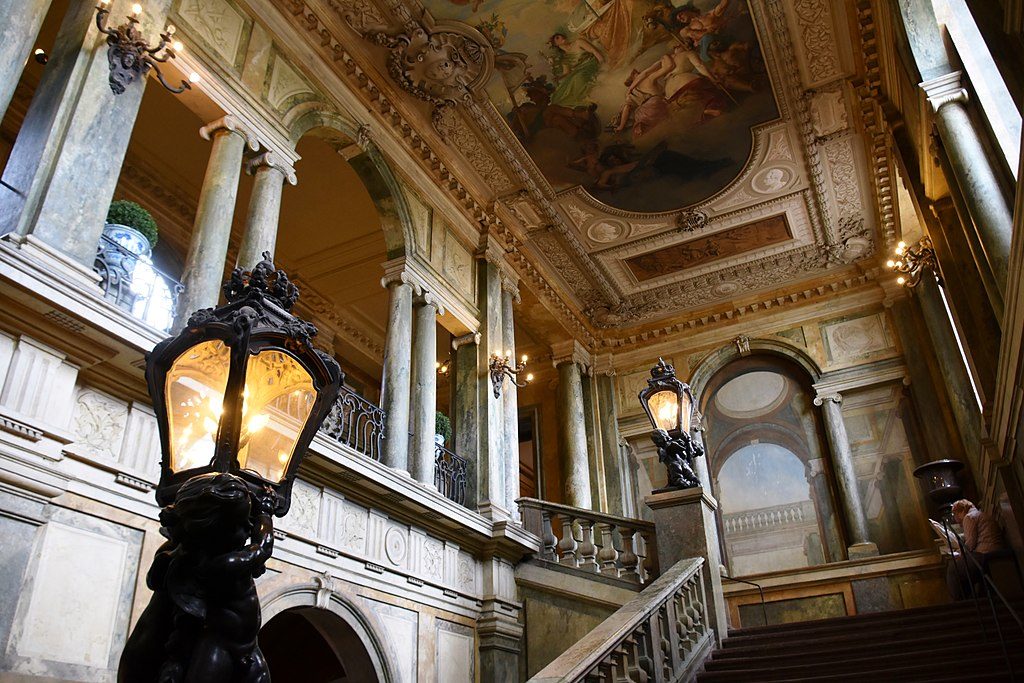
[
  {"left": 259, "top": 580, "right": 400, "bottom": 683},
  {"left": 689, "top": 338, "right": 822, "bottom": 401},
  {"left": 287, "top": 106, "right": 415, "bottom": 258}
]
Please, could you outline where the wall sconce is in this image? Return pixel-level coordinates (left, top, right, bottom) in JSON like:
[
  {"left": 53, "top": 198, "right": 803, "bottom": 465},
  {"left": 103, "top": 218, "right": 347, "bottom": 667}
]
[
  {"left": 886, "top": 236, "right": 942, "bottom": 288},
  {"left": 95, "top": 1, "right": 200, "bottom": 95},
  {"left": 489, "top": 351, "right": 532, "bottom": 398},
  {"left": 436, "top": 359, "right": 451, "bottom": 376}
]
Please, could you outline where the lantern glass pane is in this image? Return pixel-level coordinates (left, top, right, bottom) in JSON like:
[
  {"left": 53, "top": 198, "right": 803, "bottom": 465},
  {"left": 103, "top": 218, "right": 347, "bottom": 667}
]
[
  {"left": 679, "top": 391, "right": 693, "bottom": 433},
  {"left": 237, "top": 349, "right": 317, "bottom": 483},
  {"left": 648, "top": 390, "right": 680, "bottom": 432},
  {"left": 165, "top": 340, "right": 231, "bottom": 472}
]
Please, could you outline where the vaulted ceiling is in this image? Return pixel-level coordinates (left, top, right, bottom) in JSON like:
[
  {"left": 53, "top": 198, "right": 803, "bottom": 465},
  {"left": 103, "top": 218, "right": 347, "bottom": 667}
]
[{"left": 288, "top": 0, "right": 887, "bottom": 344}]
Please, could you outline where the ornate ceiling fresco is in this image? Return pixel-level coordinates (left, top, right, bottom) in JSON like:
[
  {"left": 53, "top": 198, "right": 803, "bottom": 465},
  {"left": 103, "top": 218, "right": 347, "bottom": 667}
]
[{"left": 320, "top": 0, "right": 887, "bottom": 339}]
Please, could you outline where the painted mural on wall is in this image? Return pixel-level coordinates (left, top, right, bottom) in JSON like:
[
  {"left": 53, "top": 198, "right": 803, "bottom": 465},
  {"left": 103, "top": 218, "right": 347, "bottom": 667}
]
[{"left": 424, "top": 0, "right": 780, "bottom": 212}]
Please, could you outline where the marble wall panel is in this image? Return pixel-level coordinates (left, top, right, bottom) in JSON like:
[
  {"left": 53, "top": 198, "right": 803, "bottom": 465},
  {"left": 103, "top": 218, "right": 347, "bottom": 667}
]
[
  {"left": 436, "top": 619, "right": 474, "bottom": 682},
  {"left": 174, "top": 0, "right": 250, "bottom": 70},
  {"left": 819, "top": 312, "right": 894, "bottom": 364},
  {"left": 360, "top": 598, "right": 418, "bottom": 683}
]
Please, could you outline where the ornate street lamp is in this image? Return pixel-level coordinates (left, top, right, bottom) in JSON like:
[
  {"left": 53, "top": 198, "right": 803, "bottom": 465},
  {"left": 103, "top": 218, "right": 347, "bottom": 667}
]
[
  {"left": 119, "top": 254, "right": 342, "bottom": 682},
  {"left": 638, "top": 358, "right": 703, "bottom": 490}
]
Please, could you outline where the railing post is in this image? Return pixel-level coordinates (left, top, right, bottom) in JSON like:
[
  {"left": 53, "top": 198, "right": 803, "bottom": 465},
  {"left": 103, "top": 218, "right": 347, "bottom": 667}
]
[{"left": 540, "top": 509, "right": 558, "bottom": 561}]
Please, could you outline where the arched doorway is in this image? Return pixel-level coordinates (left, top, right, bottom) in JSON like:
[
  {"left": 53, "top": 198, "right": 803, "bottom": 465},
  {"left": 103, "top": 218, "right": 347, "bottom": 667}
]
[
  {"left": 259, "top": 607, "right": 379, "bottom": 683},
  {"left": 701, "top": 355, "right": 846, "bottom": 575}
]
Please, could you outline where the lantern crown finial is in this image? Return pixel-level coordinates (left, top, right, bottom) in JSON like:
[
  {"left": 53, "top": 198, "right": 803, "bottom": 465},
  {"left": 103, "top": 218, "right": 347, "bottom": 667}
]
[
  {"left": 223, "top": 251, "right": 299, "bottom": 311},
  {"left": 651, "top": 357, "right": 676, "bottom": 381}
]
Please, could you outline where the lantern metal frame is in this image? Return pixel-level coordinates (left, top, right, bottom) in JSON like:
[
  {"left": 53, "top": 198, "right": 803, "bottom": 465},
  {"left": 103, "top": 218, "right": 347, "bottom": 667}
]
[
  {"left": 145, "top": 253, "right": 342, "bottom": 516},
  {"left": 638, "top": 358, "right": 704, "bottom": 490}
]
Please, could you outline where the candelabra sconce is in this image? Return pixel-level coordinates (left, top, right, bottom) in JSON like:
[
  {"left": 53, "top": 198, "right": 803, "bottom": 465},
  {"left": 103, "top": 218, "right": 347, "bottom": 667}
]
[
  {"left": 436, "top": 359, "right": 451, "bottom": 377},
  {"left": 886, "top": 236, "right": 942, "bottom": 288},
  {"left": 488, "top": 352, "right": 533, "bottom": 398},
  {"left": 95, "top": 1, "right": 200, "bottom": 95}
]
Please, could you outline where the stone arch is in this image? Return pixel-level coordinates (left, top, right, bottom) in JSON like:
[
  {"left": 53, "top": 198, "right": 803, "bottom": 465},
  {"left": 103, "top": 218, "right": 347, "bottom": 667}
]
[
  {"left": 286, "top": 105, "right": 415, "bottom": 258},
  {"left": 688, "top": 338, "right": 822, "bottom": 402},
  {"left": 259, "top": 577, "right": 400, "bottom": 682}
]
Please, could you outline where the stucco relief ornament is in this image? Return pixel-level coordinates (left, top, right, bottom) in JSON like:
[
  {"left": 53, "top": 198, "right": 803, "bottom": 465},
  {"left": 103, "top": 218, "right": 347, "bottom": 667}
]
[
  {"left": 676, "top": 209, "right": 709, "bottom": 234},
  {"left": 365, "top": 20, "right": 493, "bottom": 128}
]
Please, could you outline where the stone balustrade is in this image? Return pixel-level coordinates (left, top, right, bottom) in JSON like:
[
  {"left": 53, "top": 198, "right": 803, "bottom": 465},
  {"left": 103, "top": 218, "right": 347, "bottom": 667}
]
[
  {"left": 722, "top": 500, "right": 817, "bottom": 534},
  {"left": 518, "top": 497, "right": 659, "bottom": 584},
  {"left": 529, "top": 557, "right": 713, "bottom": 682}
]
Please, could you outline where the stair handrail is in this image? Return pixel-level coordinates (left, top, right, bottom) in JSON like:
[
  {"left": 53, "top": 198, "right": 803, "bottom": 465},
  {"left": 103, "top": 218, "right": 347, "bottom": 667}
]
[
  {"left": 944, "top": 516, "right": 1023, "bottom": 679},
  {"left": 518, "top": 497, "right": 660, "bottom": 583},
  {"left": 528, "top": 557, "right": 713, "bottom": 682},
  {"left": 720, "top": 572, "right": 769, "bottom": 626}
]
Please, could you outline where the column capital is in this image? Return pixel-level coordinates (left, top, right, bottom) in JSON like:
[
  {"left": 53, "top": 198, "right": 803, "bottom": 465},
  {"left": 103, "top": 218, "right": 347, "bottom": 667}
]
[
  {"left": 499, "top": 271, "right": 521, "bottom": 303},
  {"left": 415, "top": 291, "right": 446, "bottom": 317},
  {"left": 920, "top": 71, "right": 968, "bottom": 113},
  {"left": 380, "top": 270, "right": 420, "bottom": 294},
  {"left": 246, "top": 151, "right": 297, "bottom": 185},
  {"left": 592, "top": 353, "right": 616, "bottom": 376},
  {"left": 200, "top": 115, "right": 260, "bottom": 151},
  {"left": 551, "top": 339, "right": 591, "bottom": 370},
  {"left": 813, "top": 392, "right": 842, "bottom": 407},
  {"left": 452, "top": 332, "right": 480, "bottom": 350}
]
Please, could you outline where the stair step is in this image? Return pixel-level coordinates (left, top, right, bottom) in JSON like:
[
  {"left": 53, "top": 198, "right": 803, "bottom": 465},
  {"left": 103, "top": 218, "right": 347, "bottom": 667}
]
[
  {"left": 696, "top": 655, "right": 1018, "bottom": 682},
  {"left": 712, "top": 629, "right": 1022, "bottom": 660}
]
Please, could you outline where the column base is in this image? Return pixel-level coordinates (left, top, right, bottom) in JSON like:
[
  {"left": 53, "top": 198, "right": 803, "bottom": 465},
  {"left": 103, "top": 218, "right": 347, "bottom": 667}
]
[{"left": 848, "top": 542, "right": 880, "bottom": 559}]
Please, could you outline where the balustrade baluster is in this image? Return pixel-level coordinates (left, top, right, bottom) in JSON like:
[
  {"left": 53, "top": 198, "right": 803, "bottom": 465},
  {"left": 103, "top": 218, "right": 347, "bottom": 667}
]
[
  {"left": 540, "top": 510, "right": 558, "bottom": 561},
  {"left": 596, "top": 522, "right": 619, "bottom": 574},
  {"left": 624, "top": 633, "right": 649, "bottom": 683},
  {"left": 619, "top": 528, "right": 641, "bottom": 583},
  {"left": 558, "top": 515, "right": 580, "bottom": 567},
  {"left": 639, "top": 530, "right": 657, "bottom": 583},
  {"left": 579, "top": 519, "right": 599, "bottom": 572}
]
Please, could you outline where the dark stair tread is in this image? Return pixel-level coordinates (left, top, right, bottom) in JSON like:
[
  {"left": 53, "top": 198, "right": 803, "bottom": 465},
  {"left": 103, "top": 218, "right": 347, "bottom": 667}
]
[{"left": 712, "top": 630, "right": 1023, "bottom": 660}]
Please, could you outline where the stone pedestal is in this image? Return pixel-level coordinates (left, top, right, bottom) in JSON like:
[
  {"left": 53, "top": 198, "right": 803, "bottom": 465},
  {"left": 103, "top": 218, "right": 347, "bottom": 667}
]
[
  {"left": 645, "top": 487, "right": 729, "bottom": 643},
  {"left": 174, "top": 116, "right": 257, "bottom": 329},
  {"left": 236, "top": 152, "right": 296, "bottom": 270}
]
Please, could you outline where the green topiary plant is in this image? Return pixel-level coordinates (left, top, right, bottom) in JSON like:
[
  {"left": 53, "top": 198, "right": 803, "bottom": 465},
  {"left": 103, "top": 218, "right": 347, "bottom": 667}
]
[
  {"left": 106, "top": 199, "right": 158, "bottom": 248},
  {"left": 435, "top": 411, "right": 452, "bottom": 445}
]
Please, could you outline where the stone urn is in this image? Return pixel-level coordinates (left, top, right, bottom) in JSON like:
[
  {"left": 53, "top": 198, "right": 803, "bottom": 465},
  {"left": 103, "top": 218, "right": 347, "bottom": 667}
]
[
  {"left": 434, "top": 433, "right": 446, "bottom": 449},
  {"left": 97, "top": 223, "right": 153, "bottom": 309},
  {"left": 913, "top": 459, "right": 965, "bottom": 516}
]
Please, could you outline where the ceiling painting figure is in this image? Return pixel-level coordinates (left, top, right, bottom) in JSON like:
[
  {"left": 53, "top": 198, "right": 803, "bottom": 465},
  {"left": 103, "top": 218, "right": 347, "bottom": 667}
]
[{"left": 429, "top": 0, "right": 779, "bottom": 212}]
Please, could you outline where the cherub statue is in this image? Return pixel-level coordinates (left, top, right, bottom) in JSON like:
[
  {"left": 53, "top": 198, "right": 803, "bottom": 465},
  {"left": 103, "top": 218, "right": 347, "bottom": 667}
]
[
  {"left": 651, "top": 428, "right": 704, "bottom": 489},
  {"left": 119, "top": 473, "right": 276, "bottom": 682}
]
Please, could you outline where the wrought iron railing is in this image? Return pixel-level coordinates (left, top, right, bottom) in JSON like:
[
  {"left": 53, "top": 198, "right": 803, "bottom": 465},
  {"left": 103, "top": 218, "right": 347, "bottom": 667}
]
[
  {"left": 94, "top": 233, "right": 184, "bottom": 333},
  {"left": 434, "top": 443, "right": 468, "bottom": 506},
  {"left": 319, "top": 385, "right": 386, "bottom": 461}
]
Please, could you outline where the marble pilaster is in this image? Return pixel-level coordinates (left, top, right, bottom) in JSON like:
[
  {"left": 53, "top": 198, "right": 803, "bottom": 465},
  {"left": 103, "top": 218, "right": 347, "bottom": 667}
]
[
  {"left": 595, "top": 366, "right": 627, "bottom": 516},
  {"left": 236, "top": 151, "right": 296, "bottom": 271},
  {"left": 500, "top": 278, "right": 521, "bottom": 521},
  {"left": 452, "top": 332, "right": 481, "bottom": 508},
  {"left": 923, "top": 72, "right": 1014, "bottom": 299},
  {"left": 0, "top": 0, "right": 52, "bottom": 121},
  {"left": 173, "top": 116, "right": 258, "bottom": 328},
  {"left": 580, "top": 371, "right": 607, "bottom": 511},
  {"left": 814, "top": 393, "right": 878, "bottom": 558},
  {"left": 554, "top": 340, "right": 592, "bottom": 510},
  {"left": 476, "top": 259, "right": 508, "bottom": 520},
  {"left": 0, "top": 0, "right": 173, "bottom": 266},
  {"left": 380, "top": 272, "right": 415, "bottom": 474},
  {"left": 410, "top": 293, "right": 442, "bottom": 487}
]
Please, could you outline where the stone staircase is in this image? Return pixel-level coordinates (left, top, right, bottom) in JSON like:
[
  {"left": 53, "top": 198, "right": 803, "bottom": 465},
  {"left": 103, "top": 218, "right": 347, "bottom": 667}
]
[{"left": 697, "top": 600, "right": 1024, "bottom": 682}]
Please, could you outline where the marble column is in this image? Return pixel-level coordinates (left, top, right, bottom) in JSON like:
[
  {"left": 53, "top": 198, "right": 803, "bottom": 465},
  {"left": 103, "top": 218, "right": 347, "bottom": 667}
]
[
  {"left": 595, "top": 366, "right": 626, "bottom": 516},
  {"left": 814, "top": 393, "right": 878, "bottom": 558},
  {"left": 923, "top": 72, "right": 1014, "bottom": 298},
  {"left": 452, "top": 332, "right": 481, "bottom": 507},
  {"left": 555, "top": 341, "right": 592, "bottom": 509},
  {"left": 581, "top": 371, "right": 607, "bottom": 512},
  {"left": 380, "top": 272, "right": 414, "bottom": 474},
  {"left": 0, "top": 0, "right": 52, "bottom": 121},
  {"left": 173, "top": 116, "right": 257, "bottom": 328},
  {"left": 476, "top": 258, "right": 507, "bottom": 520},
  {"left": 410, "top": 293, "right": 442, "bottom": 487},
  {"left": 0, "top": 0, "right": 174, "bottom": 266},
  {"left": 236, "top": 151, "right": 296, "bottom": 271},
  {"left": 805, "top": 457, "right": 847, "bottom": 563},
  {"left": 500, "top": 278, "right": 521, "bottom": 521}
]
